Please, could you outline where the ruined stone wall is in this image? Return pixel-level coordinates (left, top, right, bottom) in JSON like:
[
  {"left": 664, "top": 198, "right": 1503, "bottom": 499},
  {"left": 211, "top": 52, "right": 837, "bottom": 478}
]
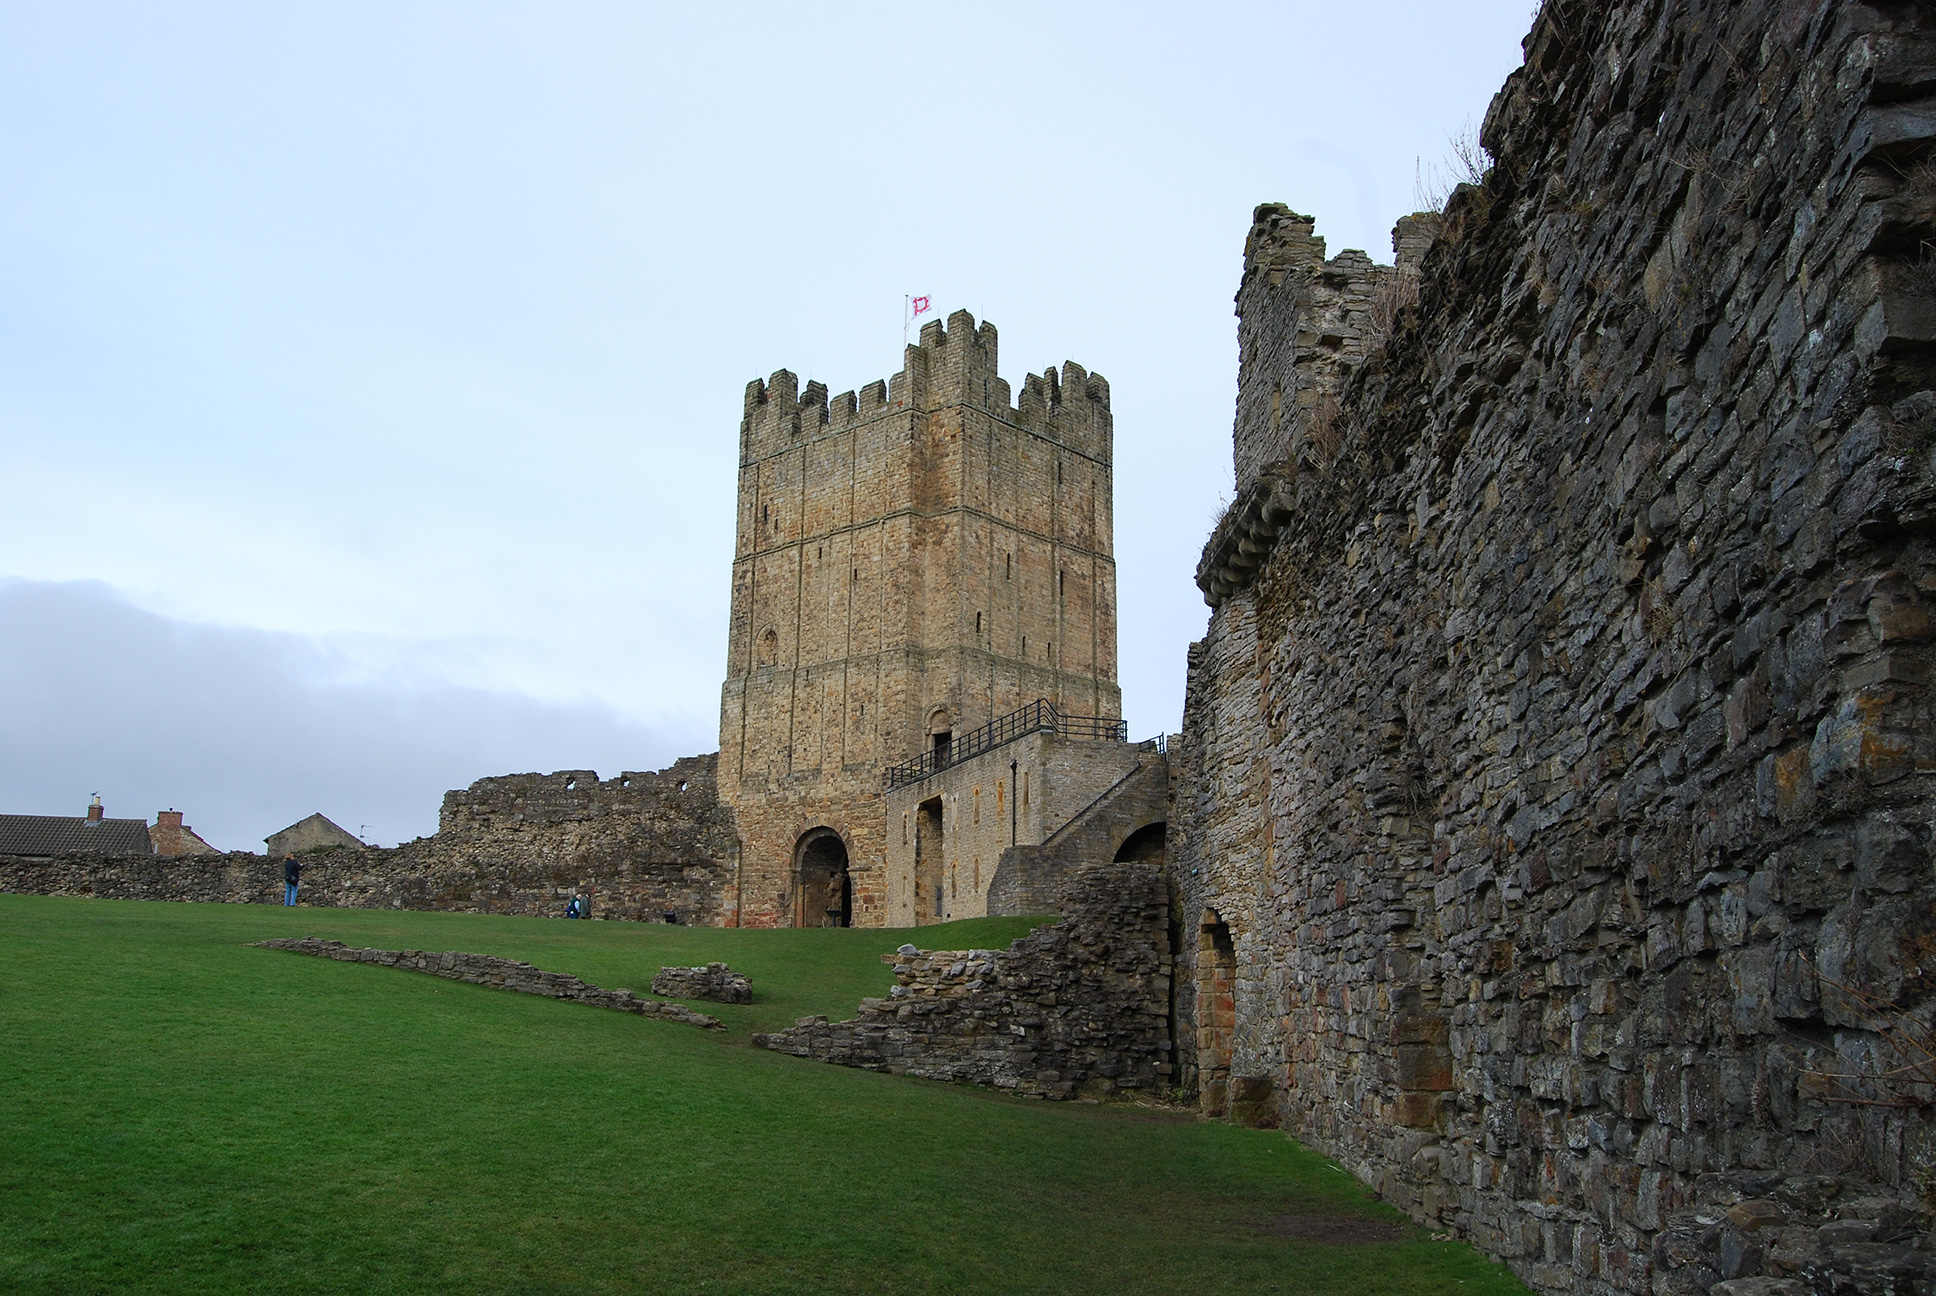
[
  {"left": 1231, "top": 208, "right": 1436, "bottom": 488},
  {"left": 256, "top": 938, "right": 725, "bottom": 1028},
  {"left": 752, "top": 858, "right": 1171, "bottom": 1099},
  {"left": 0, "top": 754, "right": 738, "bottom": 924},
  {"left": 1173, "top": 3, "right": 1936, "bottom": 1294},
  {"left": 721, "top": 310, "right": 1121, "bottom": 927}
]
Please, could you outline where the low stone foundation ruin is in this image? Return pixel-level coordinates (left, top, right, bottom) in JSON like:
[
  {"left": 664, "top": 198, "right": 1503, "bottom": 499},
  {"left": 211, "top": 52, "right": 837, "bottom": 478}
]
[
  {"left": 255, "top": 937, "right": 723, "bottom": 1029},
  {"left": 752, "top": 859, "right": 1171, "bottom": 1098},
  {"left": 651, "top": 963, "right": 752, "bottom": 1004}
]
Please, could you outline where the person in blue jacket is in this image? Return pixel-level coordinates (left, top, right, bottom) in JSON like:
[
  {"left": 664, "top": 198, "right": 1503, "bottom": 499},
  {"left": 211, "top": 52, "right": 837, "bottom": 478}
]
[{"left": 281, "top": 854, "right": 302, "bottom": 906}]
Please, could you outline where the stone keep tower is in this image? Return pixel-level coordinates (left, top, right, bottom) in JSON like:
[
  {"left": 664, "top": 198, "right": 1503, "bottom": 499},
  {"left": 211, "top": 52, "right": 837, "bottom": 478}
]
[{"left": 719, "top": 309, "right": 1121, "bottom": 928}]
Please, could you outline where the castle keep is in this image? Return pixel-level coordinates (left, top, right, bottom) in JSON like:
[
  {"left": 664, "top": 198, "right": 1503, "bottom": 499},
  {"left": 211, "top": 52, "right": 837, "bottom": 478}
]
[{"left": 718, "top": 310, "right": 1127, "bottom": 928}]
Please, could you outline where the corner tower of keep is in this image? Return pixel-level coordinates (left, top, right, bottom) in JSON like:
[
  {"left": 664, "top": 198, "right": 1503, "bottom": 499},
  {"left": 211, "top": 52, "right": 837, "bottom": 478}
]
[{"left": 720, "top": 309, "right": 1121, "bottom": 928}]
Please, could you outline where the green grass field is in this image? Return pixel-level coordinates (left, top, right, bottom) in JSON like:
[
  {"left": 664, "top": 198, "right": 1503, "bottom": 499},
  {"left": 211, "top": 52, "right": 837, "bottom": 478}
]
[{"left": 0, "top": 895, "right": 1528, "bottom": 1295}]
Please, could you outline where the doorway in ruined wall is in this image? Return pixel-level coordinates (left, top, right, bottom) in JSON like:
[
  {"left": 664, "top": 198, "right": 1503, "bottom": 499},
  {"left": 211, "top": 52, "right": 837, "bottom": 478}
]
[
  {"left": 1114, "top": 822, "right": 1166, "bottom": 863},
  {"left": 1198, "top": 911, "right": 1236, "bottom": 1117},
  {"left": 795, "top": 829, "right": 851, "bottom": 928},
  {"left": 915, "top": 797, "right": 945, "bottom": 924}
]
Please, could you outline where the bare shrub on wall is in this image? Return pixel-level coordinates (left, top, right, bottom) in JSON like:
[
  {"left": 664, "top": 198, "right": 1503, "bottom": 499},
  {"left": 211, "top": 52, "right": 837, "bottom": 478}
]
[
  {"left": 1303, "top": 393, "right": 1344, "bottom": 467},
  {"left": 1366, "top": 270, "right": 1421, "bottom": 352},
  {"left": 1415, "top": 121, "right": 1493, "bottom": 213}
]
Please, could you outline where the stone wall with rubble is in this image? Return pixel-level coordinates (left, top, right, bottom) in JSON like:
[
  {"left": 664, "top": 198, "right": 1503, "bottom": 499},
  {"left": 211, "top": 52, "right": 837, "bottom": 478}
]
[
  {"left": 0, "top": 754, "right": 739, "bottom": 924},
  {"left": 1173, "top": 3, "right": 1936, "bottom": 1295},
  {"left": 752, "top": 858, "right": 1171, "bottom": 1098}
]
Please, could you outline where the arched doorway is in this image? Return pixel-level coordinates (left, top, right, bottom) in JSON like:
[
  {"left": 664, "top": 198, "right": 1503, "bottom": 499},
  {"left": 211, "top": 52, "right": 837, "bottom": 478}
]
[
  {"left": 1114, "top": 822, "right": 1166, "bottom": 862},
  {"left": 1198, "top": 910, "right": 1236, "bottom": 1116},
  {"left": 796, "top": 830, "right": 851, "bottom": 928}
]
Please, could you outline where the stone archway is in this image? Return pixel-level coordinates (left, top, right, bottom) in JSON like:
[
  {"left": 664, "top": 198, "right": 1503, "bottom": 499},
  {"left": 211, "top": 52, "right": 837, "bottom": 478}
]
[
  {"left": 795, "top": 829, "right": 851, "bottom": 928},
  {"left": 1197, "top": 910, "right": 1236, "bottom": 1116},
  {"left": 1113, "top": 821, "right": 1166, "bottom": 863}
]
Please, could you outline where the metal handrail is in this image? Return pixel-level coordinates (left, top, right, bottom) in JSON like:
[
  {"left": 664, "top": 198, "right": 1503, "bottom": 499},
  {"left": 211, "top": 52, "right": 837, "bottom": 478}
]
[{"left": 883, "top": 699, "right": 1128, "bottom": 789}]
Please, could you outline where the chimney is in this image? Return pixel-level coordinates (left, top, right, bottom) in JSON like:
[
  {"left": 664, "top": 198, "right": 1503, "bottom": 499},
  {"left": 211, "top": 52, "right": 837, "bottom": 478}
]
[
  {"left": 87, "top": 794, "right": 104, "bottom": 823},
  {"left": 157, "top": 809, "right": 183, "bottom": 830}
]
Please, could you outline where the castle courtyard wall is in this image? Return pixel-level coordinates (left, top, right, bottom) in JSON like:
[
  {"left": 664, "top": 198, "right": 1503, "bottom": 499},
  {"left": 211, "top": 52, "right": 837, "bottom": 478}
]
[
  {"left": 1173, "top": 2, "right": 1936, "bottom": 1293},
  {"left": 1, "top": 754, "right": 738, "bottom": 923}
]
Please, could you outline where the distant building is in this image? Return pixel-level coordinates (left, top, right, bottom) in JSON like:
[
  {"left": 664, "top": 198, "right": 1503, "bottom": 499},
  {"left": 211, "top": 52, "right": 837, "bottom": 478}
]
[
  {"left": 0, "top": 795, "right": 153, "bottom": 858},
  {"left": 150, "top": 809, "right": 220, "bottom": 857},
  {"left": 265, "top": 813, "right": 363, "bottom": 856}
]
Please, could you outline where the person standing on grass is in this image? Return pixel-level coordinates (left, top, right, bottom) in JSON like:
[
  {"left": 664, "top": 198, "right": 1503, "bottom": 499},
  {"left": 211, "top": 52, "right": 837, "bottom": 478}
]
[{"left": 282, "top": 853, "right": 302, "bottom": 906}]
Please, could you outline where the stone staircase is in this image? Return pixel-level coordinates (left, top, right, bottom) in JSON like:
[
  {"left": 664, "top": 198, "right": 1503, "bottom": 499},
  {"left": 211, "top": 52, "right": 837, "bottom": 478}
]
[{"left": 986, "top": 756, "right": 1168, "bottom": 915}]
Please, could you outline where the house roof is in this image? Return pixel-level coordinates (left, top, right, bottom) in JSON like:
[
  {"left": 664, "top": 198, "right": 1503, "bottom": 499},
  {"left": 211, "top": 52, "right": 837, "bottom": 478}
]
[
  {"left": 265, "top": 812, "right": 363, "bottom": 851},
  {"left": 0, "top": 814, "right": 153, "bottom": 857}
]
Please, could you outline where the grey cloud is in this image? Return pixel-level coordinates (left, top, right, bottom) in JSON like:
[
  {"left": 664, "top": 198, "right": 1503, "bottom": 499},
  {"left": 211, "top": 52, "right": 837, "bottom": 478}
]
[{"left": 0, "top": 579, "right": 704, "bottom": 851}]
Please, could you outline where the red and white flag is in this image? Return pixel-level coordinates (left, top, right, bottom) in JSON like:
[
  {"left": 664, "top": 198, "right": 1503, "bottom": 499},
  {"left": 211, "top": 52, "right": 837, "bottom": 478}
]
[{"left": 910, "top": 295, "right": 933, "bottom": 318}]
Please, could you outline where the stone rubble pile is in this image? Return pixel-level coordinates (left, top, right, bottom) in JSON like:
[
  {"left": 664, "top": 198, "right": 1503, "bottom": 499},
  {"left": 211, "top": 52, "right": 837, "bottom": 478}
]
[
  {"left": 752, "top": 859, "right": 1171, "bottom": 1099},
  {"left": 650, "top": 962, "right": 752, "bottom": 1004},
  {"left": 255, "top": 937, "right": 723, "bottom": 1029}
]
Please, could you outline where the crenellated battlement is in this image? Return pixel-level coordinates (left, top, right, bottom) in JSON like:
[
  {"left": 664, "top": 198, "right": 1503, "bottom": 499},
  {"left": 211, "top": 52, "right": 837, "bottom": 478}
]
[
  {"left": 740, "top": 310, "right": 1111, "bottom": 463},
  {"left": 723, "top": 305, "right": 1121, "bottom": 930},
  {"left": 1230, "top": 204, "right": 1438, "bottom": 491}
]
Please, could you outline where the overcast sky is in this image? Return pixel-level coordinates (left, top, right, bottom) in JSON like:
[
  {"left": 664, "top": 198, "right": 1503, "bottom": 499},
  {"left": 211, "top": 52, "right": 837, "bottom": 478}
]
[{"left": 1, "top": 1, "right": 1534, "bottom": 849}]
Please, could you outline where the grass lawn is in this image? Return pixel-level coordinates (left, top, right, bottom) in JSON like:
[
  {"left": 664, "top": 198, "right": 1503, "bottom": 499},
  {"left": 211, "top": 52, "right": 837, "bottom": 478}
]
[{"left": 0, "top": 894, "right": 1528, "bottom": 1295}]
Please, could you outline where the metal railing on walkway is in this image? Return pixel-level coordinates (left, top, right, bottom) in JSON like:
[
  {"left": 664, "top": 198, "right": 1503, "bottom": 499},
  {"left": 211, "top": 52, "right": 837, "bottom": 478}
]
[{"left": 882, "top": 699, "right": 1129, "bottom": 789}]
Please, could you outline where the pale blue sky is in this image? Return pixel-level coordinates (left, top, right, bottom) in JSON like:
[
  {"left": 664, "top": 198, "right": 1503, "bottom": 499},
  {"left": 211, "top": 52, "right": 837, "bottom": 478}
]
[{"left": 1, "top": 1, "right": 1535, "bottom": 848}]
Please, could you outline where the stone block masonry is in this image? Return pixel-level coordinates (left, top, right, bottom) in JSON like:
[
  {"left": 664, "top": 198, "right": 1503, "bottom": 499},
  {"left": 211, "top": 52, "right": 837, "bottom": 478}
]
[
  {"left": 255, "top": 938, "right": 724, "bottom": 1029},
  {"left": 752, "top": 858, "right": 1171, "bottom": 1098},
  {"left": 720, "top": 310, "right": 1122, "bottom": 928},
  {"left": 1173, "top": 2, "right": 1936, "bottom": 1294},
  {"left": 0, "top": 754, "right": 739, "bottom": 924},
  {"left": 651, "top": 963, "right": 752, "bottom": 1005},
  {"left": 883, "top": 725, "right": 1161, "bottom": 925}
]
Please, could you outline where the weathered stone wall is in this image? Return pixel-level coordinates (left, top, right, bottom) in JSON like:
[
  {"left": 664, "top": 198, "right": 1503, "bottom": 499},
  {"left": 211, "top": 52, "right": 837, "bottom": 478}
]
[
  {"left": 0, "top": 754, "right": 739, "bottom": 924},
  {"left": 256, "top": 937, "right": 723, "bottom": 1028},
  {"left": 1174, "top": 3, "right": 1936, "bottom": 1294},
  {"left": 1230, "top": 207, "right": 1436, "bottom": 489},
  {"left": 651, "top": 962, "right": 753, "bottom": 1004},
  {"left": 752, "top": 858, "right": 1172, "bottom": 1098},
  {"left": 720, "top": 310, "right": 1122, "bottom": 927}
]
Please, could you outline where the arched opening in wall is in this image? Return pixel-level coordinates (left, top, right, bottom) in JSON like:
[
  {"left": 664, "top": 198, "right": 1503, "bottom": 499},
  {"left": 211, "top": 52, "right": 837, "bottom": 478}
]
[
  {"left": 915, "top": 797, "right": 945, "bottom": 924},
  {"left": 928, "top": 709, "right": 953, "bottom": 763},
  {"left": 795, "top": 829, "right": 851, "bottom": 928},
  {"left": 1198, "top": 910, "right": 1236, "bottom": 1117},
  {"left": 1113, "top": 822, "right": 1166, "bottom": 863},
  {"left": 757, "top": 627, "right": 778, "bottom": 668}
]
